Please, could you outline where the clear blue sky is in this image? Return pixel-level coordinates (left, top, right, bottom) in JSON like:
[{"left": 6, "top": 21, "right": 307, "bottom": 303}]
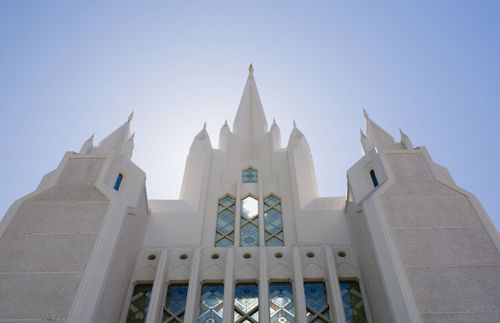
[{"left": 1, "top": 1, "right": 499, "bottom": 229}]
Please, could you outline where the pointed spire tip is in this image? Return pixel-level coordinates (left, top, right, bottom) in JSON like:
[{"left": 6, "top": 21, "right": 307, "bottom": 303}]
[
  {"left": 128, "top": 111, "right": 134, "bottom": 122},
  {"left": 363, "top": 108, "right": 369, "bottom": 118},
  {"left": 248, "top": 63, "right": 254, "bottom": 74},
  {"left": 293, "top": 120, "right": 297, "bottom": 128},
  {"left": 203, "top": 122, "right": 207, "bottom": 130}
]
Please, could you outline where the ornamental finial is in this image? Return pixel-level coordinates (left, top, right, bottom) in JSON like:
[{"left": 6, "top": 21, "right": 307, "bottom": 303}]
[{"left": 249, "top": 64, "right": 254, "bottom": 73}]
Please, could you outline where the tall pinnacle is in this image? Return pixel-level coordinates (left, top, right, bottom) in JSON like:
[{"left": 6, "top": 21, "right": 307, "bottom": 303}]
[{"left": 233, "top": 64, "right": 268, "bottom": 142}]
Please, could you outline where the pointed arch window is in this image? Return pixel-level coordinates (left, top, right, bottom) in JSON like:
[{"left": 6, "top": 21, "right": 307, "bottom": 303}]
[
  {"left": 234, "top": 283, "right": 259, "bottom": 322},
  {"left": 242, "top": 167, "right": 258, "bottom": 183},
  {"left": 264, "top": 194, "right": 284, "bottom": 246},
  {"left": 215, "top": 195, "right": 236, "bottom": 247},
  {"left": 240, "top": 195, "right": 259, "bottom": 247}
]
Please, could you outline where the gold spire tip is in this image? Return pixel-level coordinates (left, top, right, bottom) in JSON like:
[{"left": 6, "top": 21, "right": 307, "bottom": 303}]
[{"left": 249, "top": 64, "right": 254, "bottom": 73}]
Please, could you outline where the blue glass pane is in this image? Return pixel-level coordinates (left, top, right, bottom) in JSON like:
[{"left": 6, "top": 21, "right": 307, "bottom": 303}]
[
  {"left": 220, "top": 195, "right": 235, "bottom": 207},
  {"left": 304, "top": 282, "right": 331, "bottom": 322},
  {"left": 126, "top": 283, "right": 153, "bottom": 323},
  {"left": 269, "top": 282, "right": 295, "bottom": 323},
  {"left": 242, "top": 168, "right": 258, "bottom": 183},
  {"left": 340, "top": 281, "right": 367, "bottom": 323},
  {"left": 240, "top": 222, "right": 259, "bottom": 247},
  {"left": 114, "top": 174, "right": 123, "bottom": 191},
  {"left": 234, "top": 283, "right": 259, "bottom": 322},
  {"left": 264, "top": 195, "right": 280, "bottom": 206},
  {"left": 163, "top": 284, "right": 188, "bottom": 322},
  {"left": 265, "top": 209, "right": 283, "bottom": 234},
  {"left": 198, "top": 284, "right": 224, "bottom": 323},
  {"left": 217, "top": 209, "right": 235, "bottom": 234}
]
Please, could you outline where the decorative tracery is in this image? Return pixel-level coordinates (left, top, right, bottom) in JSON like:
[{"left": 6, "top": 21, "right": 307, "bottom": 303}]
[
  {"left": 234, "top": 283, "right": 259, "bottom": 323},
  {"left": 264, "top": 194, "right": 284, "bottom": 246},
  {"left": 242, "top": 167, "right": 258, "bottom": 183},
  {"left": 340, "top": 281, "right": 368, "bottom": 323},
  {"left": 215, "top": 195, "right": 236, "bottom": 247},
  {"left": 240, "top": 195, "right": 259, "bottom": 247},
  {"left": 198, "top": 284, "right": 224, "bottom": 323},
  {"left": 163, "top": 284, "right": 189, "bottom": 323},
  {"left": 269, "top": 282, "right": 295, "bottom": 323},
  {"left": 304, "top": 282, "right": 331, "bottom": 322}
]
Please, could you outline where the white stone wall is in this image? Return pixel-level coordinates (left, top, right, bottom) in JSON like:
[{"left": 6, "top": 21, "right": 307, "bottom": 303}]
[
  {"left": 382, "top": 151, "right": 500, "bottom": 323},
  {"left": 0, "top": 157, "right": 109, "bottom": 322}
]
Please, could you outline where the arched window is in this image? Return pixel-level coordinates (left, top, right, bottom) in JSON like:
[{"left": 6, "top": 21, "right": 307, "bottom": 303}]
[
  {"left": 369, "top": 169, "right": 379, "bottom": 187},
  {"left": 114, "top": 173, "right": 124, "bottom": 191},
  {"left": 240, "top": 195, "right": 259, "bottom": 247},
  {"left": 242, "top": 167, "right": 258, "bottom": 183},
  {"left": 215, "top": 195, "right": 236, "bottom": 247},
  {"left": 264, "top": 194, "right": 284, "bottom": 246}
]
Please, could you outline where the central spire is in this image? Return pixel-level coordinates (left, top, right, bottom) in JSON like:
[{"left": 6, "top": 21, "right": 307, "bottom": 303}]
[{"left": 233, "top": 64, "right": 268, "bottom": 142}]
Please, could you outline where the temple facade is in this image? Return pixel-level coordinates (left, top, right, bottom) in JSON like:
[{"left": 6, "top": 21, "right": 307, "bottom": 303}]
[{"left": 1, "top": 66, "right": 499, "bottom": 323}]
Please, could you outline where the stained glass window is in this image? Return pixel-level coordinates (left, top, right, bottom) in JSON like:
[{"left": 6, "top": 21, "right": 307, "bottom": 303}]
[
  {"left": 369, "top": 170, "right": 378, "bottom": 187},
  {"left": 126, "top": 283, "right": 153, "bottom": 323},
  {"left": 114, "top": 173, "right": 124, "bottom": 191},
  {"left": 269, "top": 282, "right": 295, "bottom": 323},
  {"left": 242, "top": 167, "right": 258, "bottom": 183},
  {"left": 264, "top": 194, "right": 284, "bottom": 246},
  {"left": 163, "top": 283, "right": 189, "bottom": 322},
  {"left": 304, "top": 282, "right": 331, "bottom": 323},
  {"left": 240, "top": 195, "right": 259, "bottom": 247},
  {"left": 234, "top": 283, "right": 259, "bottom": 323},
  {"left": 340, "top": 281, "right": 368, "bottom": 323},
  {"left": 215, "top": 195, "right": 236, "bottom": 247},
  {"left": 198, "top": 283, "right": 224, "bottom": 323}
]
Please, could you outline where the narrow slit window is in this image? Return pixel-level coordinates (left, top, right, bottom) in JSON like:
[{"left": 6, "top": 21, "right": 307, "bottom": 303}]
[
  {"left": 269, "top": 282, "right": 295, "bottom": 323},
  {"left": 304, "top": 282, "right": 331, "bottom": 322},
  {"left": 369, "top": 169, "right": 378, "bottom": 187},
  {"left": 264, "top": 194, "right": 284, "bottom": 246},
  {"left": 215, "top": 195, "right": 236, "bottom": 247},
  {"left": 340, "top": 281, "right": 368, "bottom": 323},
  {"left": 114, "top": 173, "right": 124, "bottom": 191},
  {"left": 242, "top": 167, "right": 258, "bottom": 183},
  {"left": 198, "top": 283, "right": 224, "bottom": 323},
  {"left": 240, "top": 195, "right": 259, "bottom": 247},
  {"left": 126, "top": 283, "right": 153, "bottom": 323},
  {"left": 234, "top": 283, "right": 259, "bottom": 323},
  {"left": 163, "top": 283, "right": 189, "bottom": 322}
]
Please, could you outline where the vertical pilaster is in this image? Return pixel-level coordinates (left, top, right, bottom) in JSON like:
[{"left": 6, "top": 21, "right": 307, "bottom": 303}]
[
  {"left": 259, "top": 247, "right": 270, "bottom": 322},
  {"left": 223, "top": 248, "right": 235, "bottom": 323},
  {"left": 184, "top": 248, "right": 202, "bottom": 323},
  {"left": 235, "top": 183, "right": 241, "bottom": 247},
  {"left": 292, "top": 246, "right": 307, "bottom": 322},
  {"left": 324, "top": 246, "right": 347, "bottom": 323},
  {"left": 145, "top": 249, "right": 169, "bottom": 323}
]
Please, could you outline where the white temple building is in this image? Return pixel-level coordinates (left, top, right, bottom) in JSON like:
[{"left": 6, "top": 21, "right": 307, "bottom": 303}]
[{"left": 1, "top": 65, "right": 499, "bottom": 323}]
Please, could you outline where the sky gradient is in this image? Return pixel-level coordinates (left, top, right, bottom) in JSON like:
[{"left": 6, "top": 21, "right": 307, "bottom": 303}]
[{"left": 1, "top": 1, "right": 499, "bottom": 229}]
